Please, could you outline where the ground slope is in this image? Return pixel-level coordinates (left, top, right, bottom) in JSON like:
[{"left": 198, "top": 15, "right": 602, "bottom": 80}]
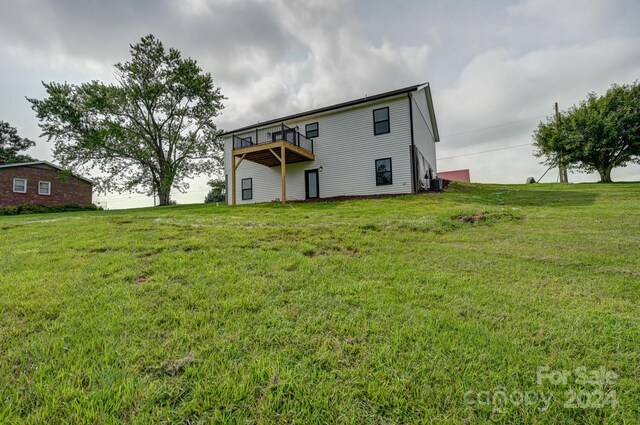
[{"left": 1, "top": 183, "right": 639, "bottom": 423}]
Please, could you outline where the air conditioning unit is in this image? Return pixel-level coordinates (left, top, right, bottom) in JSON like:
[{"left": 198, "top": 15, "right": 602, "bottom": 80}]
[{"left": 428, "top": 178, "right": 443, "bottom": 191}]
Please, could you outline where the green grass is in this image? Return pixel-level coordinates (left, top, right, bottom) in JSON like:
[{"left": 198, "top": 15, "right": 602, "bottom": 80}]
[{"left": 1, "top": 182, "right": 639, "bottom": 423}]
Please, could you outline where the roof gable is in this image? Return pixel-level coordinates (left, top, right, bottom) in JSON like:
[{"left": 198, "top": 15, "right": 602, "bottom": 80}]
[
  {"left": 0, "top": 161, "right": 94, "bottom": 184},
  {"left": 221, "top": 83, "right": 426, "bottom": 136}
]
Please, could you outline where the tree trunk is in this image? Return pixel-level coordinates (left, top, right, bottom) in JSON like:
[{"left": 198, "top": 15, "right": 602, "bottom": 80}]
[
  {"left": 158, "top": 186, "right": 172, "bottom": 206},
  {"left": 597, "top": 167, "right": 613, "bottom": 183}
]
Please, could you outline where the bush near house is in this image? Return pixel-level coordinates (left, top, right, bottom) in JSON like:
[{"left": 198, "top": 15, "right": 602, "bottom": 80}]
[
  {"left": 0, "top": 182, "right": 639, "bottom": 423},
  {"left": 0, "top": 203, "right": 101, "bottom": 215}
]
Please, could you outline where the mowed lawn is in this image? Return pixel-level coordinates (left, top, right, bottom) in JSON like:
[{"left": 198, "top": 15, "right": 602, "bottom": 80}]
[{"left": 1, "top": 182, "right": 639, "bottom": 424}]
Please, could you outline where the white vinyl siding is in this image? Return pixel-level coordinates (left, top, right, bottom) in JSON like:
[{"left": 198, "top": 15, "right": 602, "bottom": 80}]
[
  {"left": 410, "top": 87, "right": 438, "bottom": 174},
  {"left": 225, "top": 95, "right": 418, "bottom": 204}
]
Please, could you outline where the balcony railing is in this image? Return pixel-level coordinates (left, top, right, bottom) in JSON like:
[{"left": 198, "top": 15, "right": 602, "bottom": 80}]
[{"left": 233, "top": 123, "right": 314, "bottom": 154}]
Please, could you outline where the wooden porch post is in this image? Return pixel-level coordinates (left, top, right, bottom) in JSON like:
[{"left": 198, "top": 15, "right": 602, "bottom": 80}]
[
  {"left": 281, "top": 144, "right": 286, "bottom": 204},
  {"left": 232, "top": 154, "right": 246, "bottom": 206},
  {"left": 232, "top": 154, "right": 237, "bottom": 206}
]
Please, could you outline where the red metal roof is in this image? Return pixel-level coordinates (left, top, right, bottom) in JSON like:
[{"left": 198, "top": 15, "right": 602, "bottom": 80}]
[{"left": 437, "top": 169, "right": 470, "bottom": 182}]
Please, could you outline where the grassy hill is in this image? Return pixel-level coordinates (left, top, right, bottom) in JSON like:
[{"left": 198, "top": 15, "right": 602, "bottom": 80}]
[{"left": 1, "top": 182, "right": 639, "bottom": 423}]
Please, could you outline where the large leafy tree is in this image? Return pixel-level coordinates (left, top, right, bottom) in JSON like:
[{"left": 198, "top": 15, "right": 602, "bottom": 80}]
[
  {"left": 28, "top": 34, "right": 225, "bottom": 205},
  {"left": 0, "top": 121, "right": 36, "bottom": 164},
  {"left": 533, "top": 82, "right": 640, "bottom": 182}
]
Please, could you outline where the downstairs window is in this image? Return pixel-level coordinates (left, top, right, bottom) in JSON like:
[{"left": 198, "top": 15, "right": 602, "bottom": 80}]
[{"left": 375, "top": 158, "right": 392, "bottom": 186}]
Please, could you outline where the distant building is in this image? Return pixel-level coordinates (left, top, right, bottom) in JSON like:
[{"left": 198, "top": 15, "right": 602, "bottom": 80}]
[
  {"left": 437, "top": 169, "right": 470, "bottom": 182},
  {"left": 221, "top": 83, "right": 440, "bottom": 204},
  {"left": 0, "top": 161, "right": 93, "bottom": 208}
]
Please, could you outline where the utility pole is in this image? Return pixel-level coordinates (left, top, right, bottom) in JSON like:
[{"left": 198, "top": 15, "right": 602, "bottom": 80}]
[{"left": 555, "top": 102, "right": 569, "bottom": 183}]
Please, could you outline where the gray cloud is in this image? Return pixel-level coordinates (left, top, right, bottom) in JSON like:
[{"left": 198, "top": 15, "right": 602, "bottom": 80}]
[
  {"left": 0, "top": 0, "right": 298, "bottom": 83},
  {"left": 508, "top": 0, "right": 640, "bottom": 38},
  {"left": 439, "top": 38, "right": 640, "bottom": 131}
]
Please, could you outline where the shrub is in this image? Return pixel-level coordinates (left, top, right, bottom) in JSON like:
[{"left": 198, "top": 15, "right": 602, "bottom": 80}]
[
  {"left": 0, "top": 203, "right": 102, "bottom": 216},
  {"left": 204, "top": 188, "right": 225, "bottom": 203},
  {"left": 2, "top": 206, "right": 19, "bottom": 215},
  {"left": 204, "top": 178, "right": 226, "bottom": 204}
]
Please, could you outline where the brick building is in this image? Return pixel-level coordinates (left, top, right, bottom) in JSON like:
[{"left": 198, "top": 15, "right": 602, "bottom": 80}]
[{"left": 0, "top": 161, "right": 93, "bottom": 208}]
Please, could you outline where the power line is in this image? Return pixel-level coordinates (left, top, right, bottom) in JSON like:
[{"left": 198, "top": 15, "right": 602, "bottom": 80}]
[
  {"left": 440, "top": 114, "right": 547, "bottom": 138},
  {"left": 439, "top": 143, "right": 531, "bottom": 160},
  {"left": 438, "top": 130, "right": 534, "bottom": 152}
]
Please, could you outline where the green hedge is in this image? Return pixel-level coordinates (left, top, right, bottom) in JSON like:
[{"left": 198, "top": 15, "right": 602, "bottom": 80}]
[{"left": 0, "top": 203, "right": 102, "bottom": 216}]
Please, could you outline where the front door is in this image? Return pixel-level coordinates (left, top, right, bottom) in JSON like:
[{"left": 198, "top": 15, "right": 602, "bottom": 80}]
[{"left": 305, "top": 169, "right": 319, "bottom": 199}]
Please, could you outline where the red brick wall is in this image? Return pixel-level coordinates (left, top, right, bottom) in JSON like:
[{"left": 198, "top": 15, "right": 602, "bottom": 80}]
[{"left": 0, "top": 165, "right": 93, "bottom": 208}]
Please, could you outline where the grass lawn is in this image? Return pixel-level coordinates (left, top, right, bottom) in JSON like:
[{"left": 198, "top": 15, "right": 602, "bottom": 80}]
[{"left": 1, "top": 182, "right": 639, "bottom": 423}]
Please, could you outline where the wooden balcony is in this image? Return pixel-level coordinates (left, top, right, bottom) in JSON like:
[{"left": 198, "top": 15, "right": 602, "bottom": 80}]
[
  {"left": 232, "top": 140, "right": 315, "bottom": 167},
  {"left": 232, "top": 123, "right": 315, "bottom": 166},
  {"left": 231, "top": 124, "right": 316, "bottom": 205}
]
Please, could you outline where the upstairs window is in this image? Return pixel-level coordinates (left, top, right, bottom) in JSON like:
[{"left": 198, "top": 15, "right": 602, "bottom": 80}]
[
  {"left": 373, "top": 107, "right": 390, "bottom": 135},
  {"left": 241, "top": 178, "right": 253, "bottom": 200},
  {"left": 13, "top": 178, "right": 27, "bottom": 193},
  {"left": 375, "top": 158, "right": 393, "bottom": 186},
  {"left": 39, "top": 181, "right": 51, "bottom": 195},
  {"left": 305, "top": 122, "right": 319, "bottom": 138}
]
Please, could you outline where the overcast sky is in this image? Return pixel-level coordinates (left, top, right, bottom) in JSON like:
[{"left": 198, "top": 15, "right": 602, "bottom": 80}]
[{"left": 1, "top": 0, "right": 639, "bottom": 208}]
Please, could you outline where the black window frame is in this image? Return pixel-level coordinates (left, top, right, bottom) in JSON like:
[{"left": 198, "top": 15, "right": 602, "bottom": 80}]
[
  {"left": 305, "top": 168, "right": 320, "bottom": 199},
  {"left": 305, "top": 122, "right": 319, "bottom": 139},
  {"left": 241, "top": 178, "right": 253, "bottom": 200},
  {"left": 373, "top": 107, "right": 390, "bottom": 135},
  {"left": 375, "top": 158, "right": 393, "bottom": 186}
]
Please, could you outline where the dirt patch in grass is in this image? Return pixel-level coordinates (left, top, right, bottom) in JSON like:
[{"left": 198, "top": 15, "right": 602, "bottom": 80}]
[
  {"left": 179, "top": 244, "right": 203, "bottom": 253},
  {"left": 303, "top": 245, "right": 359, "bottom": 258},
  {"left": 138, "top": 247, "right": 164, "bottom": 258},
  {"left": 88, "top": 247, "right": 113, "bottom": 253},
  {"left": 134, "top": 276, "right": 147, "bottom": 285},
  {"left": 455, "top": 211, "right": 523, "bottom": 224},
  {"left": 456, "top": 212, "right": 493, "bottom": 223},
  {"left": 163, "top": 352, "right": 195, "bottom": 376},
  {"left": 360, "top": 223, "right": 382, "bottom": 232}
]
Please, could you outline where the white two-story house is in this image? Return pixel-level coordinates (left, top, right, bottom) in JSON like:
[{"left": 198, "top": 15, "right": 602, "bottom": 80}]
[{"left": 221, "top": 83, "right": 440, "bottom": 205}]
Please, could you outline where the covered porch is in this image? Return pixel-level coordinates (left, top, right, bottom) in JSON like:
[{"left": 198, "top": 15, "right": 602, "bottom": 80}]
[{"left": 231, "top": 124, "right": 316, "bottom": 205}]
